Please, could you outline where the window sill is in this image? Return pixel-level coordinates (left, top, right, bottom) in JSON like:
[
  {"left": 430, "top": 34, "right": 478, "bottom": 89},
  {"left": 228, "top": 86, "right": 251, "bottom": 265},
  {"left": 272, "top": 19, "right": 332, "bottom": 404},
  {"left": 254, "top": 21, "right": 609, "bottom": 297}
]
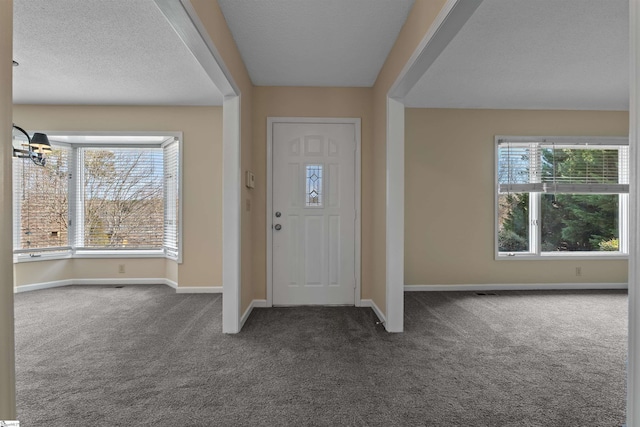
[
  {"left": 14, "top": 250, "right": 173, "bottom": 263},
  {"left": 73, "top": 250, "right": 165, "bottom": 259},
  {"left": 14, "top": 253, "right": 73, "bottom": 263},
  {"left": 497, "top": 252, "right": 628, "bottom": 261}
]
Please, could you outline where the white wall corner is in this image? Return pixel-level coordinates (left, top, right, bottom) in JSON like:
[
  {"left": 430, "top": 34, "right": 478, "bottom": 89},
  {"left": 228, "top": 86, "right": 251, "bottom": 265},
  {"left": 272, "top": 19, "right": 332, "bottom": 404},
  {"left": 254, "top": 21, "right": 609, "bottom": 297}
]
[
  {"left": 164, "top": 279, "right": 178, "bottom": 289},
  {"left": 360, "top": 299, "right": 387, "bottom": 327},
  {"left": 240, "top": 299, "right": 267, "bottom": 329}
]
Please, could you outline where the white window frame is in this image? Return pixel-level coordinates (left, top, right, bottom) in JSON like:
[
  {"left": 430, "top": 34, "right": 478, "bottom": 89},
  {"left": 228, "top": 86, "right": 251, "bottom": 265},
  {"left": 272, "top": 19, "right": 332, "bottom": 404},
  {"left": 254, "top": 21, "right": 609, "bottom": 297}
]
[
  {"left": 13, "top": 131, "right": 183, "bottom": 263},
  {"left": 12, "top": 140, "right": 73, "bottom": 262},
  {"left": 495, "top": 135, "right": 629, "bottom": 260}
]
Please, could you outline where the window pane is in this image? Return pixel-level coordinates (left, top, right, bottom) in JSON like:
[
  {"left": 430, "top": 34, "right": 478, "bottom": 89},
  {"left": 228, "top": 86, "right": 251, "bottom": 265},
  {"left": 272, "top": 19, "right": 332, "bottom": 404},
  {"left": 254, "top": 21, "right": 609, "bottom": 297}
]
[
  {"left": 82, "top": 148, "right": 163, "bottom": 249},
  {"left": 306, "top": 164, "right": 323, "bottom": 207},
  {"left": 541, "top": 147, "right": 621, "bottom": 185},
  {"left": 498, "top": 193, "right": 529, "bottom": 252},
  {"left": 163, "top": 140, "right": 179, "bottom": 254},
  {"left": 541, "top": 194, "right": 619, "bottom": 252},
  {"left": 497, "top": 144, "right": 537, "bottom": 185},
  {"left": 14, "top": 148, "right": 69, "bottom": 250}
]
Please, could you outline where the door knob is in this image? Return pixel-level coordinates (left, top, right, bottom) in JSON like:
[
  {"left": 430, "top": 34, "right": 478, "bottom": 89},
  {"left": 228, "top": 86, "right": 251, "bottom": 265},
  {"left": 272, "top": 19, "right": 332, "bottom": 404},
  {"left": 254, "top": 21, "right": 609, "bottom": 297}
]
[{"left": 274, "top": 224, "right": 282, "bottom": 231}]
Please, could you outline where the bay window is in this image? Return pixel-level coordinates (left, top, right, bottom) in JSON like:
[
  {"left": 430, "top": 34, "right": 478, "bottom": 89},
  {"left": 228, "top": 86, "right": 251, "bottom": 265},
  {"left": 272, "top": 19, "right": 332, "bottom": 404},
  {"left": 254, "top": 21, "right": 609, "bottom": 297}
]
[{"left": 13, "top": 133, "right": 182, "bottom": 261}]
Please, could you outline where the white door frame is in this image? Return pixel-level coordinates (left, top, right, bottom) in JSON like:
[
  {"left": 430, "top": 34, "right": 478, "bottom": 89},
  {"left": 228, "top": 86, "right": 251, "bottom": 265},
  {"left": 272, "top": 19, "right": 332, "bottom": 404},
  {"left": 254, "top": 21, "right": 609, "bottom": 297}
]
[
  {"left": 266, "top": 117, "right": 362, "bottom": 307},
  {"left": 629, "top": 0, "right": 640, "bottom": 423}
]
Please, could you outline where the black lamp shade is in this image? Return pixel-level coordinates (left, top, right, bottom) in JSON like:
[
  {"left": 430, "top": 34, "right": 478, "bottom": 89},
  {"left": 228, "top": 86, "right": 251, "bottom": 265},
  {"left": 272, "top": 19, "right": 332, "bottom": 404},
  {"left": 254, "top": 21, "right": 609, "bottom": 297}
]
[{"left": 30, "top": 133, "right": 52, "bottom": 153}]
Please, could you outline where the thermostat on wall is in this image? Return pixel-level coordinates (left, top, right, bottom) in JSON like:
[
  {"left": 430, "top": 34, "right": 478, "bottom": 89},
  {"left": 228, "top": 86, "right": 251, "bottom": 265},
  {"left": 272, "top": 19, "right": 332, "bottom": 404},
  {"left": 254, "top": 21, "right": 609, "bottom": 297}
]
[{"left": 245, "top": 171, "right": 255, "bottom": 189}]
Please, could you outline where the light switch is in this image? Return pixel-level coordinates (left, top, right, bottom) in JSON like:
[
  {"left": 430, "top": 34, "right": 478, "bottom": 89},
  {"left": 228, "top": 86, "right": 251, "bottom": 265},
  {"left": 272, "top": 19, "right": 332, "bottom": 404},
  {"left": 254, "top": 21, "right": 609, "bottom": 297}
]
[{"left": 245, "top": 171, "right": 255, "bottom": 189}]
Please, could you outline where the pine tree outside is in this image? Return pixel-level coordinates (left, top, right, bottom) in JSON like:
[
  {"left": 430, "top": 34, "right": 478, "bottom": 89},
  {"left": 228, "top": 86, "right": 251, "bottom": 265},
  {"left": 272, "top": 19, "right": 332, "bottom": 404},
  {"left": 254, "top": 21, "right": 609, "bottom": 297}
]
[{"left": 497, "top": 140, "right": 627, "bottom": 256}]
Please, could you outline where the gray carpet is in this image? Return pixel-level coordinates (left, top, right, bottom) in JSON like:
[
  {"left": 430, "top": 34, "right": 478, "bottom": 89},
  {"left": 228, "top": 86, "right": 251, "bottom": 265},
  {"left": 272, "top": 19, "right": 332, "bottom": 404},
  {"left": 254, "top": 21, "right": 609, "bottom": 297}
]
[{"left": 14, "top": 286, "right": 626, "bottom": 426}]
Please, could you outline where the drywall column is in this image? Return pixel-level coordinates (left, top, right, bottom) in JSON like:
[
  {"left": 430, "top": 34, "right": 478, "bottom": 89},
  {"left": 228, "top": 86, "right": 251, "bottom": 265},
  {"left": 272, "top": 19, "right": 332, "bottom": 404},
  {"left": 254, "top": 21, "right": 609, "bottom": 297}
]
[
  {"left": 222, "top": 95, "right": 242, "bottom": 333},
  {"left": 0, "top": 0, "right": 16, "bottom": 419},
  {"left": 386, "top": 97, "right": 404, "bottom": 332},
  {"left": 630, "top": 0, "right": 640, "bottom": 424}
]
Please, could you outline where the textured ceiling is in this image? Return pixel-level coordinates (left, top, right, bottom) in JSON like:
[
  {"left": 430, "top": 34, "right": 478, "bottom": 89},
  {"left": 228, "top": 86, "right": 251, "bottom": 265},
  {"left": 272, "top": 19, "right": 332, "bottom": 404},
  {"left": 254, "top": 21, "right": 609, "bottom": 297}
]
[
  {"left": 13, "top": 0, "right": 224, "bottom": 106},
  {"left": 405, "top": 0, "right": 629, "bottom": 110},
  {"left": 218, "top": 0, "right": 415, "bottom": 87},
  {"left": 13, "top": 0, "right": 627, "bottom": 110}
]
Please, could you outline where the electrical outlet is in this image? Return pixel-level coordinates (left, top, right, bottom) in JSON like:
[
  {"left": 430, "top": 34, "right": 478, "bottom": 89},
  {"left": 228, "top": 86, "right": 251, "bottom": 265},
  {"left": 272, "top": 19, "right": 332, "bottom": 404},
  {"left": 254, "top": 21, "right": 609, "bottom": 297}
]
[
  {"left": 575, "top": 266, "right": 582, "bottom": 277},
  {"left": 118, "top": 264, "right": 125, "bottom": 274}
]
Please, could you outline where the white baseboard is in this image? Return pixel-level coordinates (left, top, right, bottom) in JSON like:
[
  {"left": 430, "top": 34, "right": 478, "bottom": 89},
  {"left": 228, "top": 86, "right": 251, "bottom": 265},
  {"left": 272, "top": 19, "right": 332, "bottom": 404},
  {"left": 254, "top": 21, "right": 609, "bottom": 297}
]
[
  {"left": 404, "top": 283, "right": 628, "bottom": 292},
  {"left": 74, "top": 278, "right": 167, "bottom": 286},
  {"left": 164, "top": 279, "right": 178, "bottom": 289},
  {"left": 14, "top": 279, "right": 75, "bottom": 293},
  {"left": 240, "top": 299, "right": 267, "bottom": 329},
  {"left": 14, "top": 278, "right": 222, "bottom": 294},
  {"left": 360, "top": 299, "right": 386, "bottom": 325},
  {"left": 175, "top": 286, "right": 223, "bottom": 294}
]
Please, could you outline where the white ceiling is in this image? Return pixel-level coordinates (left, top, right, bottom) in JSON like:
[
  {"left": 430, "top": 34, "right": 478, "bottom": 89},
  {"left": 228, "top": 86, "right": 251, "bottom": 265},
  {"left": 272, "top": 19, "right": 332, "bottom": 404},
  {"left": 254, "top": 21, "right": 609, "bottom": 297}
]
[
  {"left": 12, "top": 0, "right": 629, "bottom": 111},
  {"left": 13, "top": 0, "right": 224, "bottom": 106},
  {"left": 217, "top": 0, "right": 415, "bottom": 87},
  {"left": 405, "top": 0, "right": 629, "bottom": 110}
]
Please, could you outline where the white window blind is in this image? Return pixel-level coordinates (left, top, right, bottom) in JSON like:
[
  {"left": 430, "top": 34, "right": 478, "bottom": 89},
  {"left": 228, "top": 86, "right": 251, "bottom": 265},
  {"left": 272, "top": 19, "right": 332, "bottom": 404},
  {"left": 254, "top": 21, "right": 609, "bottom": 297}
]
[
  {"left": 76, "top": 147, "right": 164, "bottom": 249},
  {"left": 163, "top": 139, "right": 180, "bottom": 258},
  {"left": 13, "top": 146, "right": 72, "bottom": 254},
  {"left": 498, "top": 140, "right": 629, "bottom": 195}
]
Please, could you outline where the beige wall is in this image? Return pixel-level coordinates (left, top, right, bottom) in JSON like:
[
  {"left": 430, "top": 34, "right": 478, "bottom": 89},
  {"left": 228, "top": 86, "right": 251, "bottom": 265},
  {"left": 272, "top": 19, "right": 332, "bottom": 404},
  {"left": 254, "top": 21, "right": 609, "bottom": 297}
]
[
  {"left": 166, "top": 258, "right": 178, "bottom": 284},
  {"left": 190, "top": 0, "right": 255, "bottom": 313},
  {"left": 251, "top": 86, "right": 373, "bottom": 299},
  {"left": 0, "top": 0, "right": 16, "bottom": 418},
  {"left": 13, "top": 260, "right": 73, "bottom": 286},
  {"left": 12, "top": 105, "right": 223, "bottom": 289},
  {"left": 370, "top": 0, "right": 449, "bottom": 313},
  {"left": 405, "top": 108, "right": 629, "bottom": 285}
]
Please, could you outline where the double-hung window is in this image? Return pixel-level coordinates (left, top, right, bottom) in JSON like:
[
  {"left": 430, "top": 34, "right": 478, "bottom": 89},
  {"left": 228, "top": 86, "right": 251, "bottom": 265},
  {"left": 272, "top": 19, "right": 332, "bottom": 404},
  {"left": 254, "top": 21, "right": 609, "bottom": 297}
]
[
  {"left": 496, "top": 136, "right": 628, "bottom": 258},
  {"left": 13, "top": 133, "right": 182, "bottom": 261}
]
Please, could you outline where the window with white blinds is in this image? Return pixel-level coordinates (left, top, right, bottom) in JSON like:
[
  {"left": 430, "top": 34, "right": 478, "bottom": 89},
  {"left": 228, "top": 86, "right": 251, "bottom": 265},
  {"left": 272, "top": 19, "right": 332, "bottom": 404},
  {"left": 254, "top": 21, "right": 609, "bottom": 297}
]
[
  {"left": 76, "top": 147, "right": 164, "bottom": 249},
  {"left": 498, "top": 139, "right": 629, "bottom": 195},
  {"left": 12, "top": 134, "right": 182, "bottom": 260},
  {"left": 496, "top": 136, "right": 629, "bottom": 258},
  {"left": 13, "top": 145, "right": 71, "bottom": 254},
  {"left": 163, "top": 139, "right": 180, "bottom": 260}
]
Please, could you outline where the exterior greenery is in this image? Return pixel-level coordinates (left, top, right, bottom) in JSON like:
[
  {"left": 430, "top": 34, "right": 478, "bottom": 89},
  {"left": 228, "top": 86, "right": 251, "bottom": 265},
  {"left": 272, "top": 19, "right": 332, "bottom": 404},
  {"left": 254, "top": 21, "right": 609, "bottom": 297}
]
[
  {"left": 498, "top": 193, "right": 528, "bottom": 252},
  {"left": 499, "top": 147, "right": 621, "bottom": 253}
]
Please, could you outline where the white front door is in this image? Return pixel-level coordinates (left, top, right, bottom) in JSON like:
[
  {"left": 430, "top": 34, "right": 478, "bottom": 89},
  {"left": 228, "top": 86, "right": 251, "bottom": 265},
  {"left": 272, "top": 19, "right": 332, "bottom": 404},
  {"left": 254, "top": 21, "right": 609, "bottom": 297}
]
[{"left": 272, "top": 122, "right": 357, "bottom": 306}]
